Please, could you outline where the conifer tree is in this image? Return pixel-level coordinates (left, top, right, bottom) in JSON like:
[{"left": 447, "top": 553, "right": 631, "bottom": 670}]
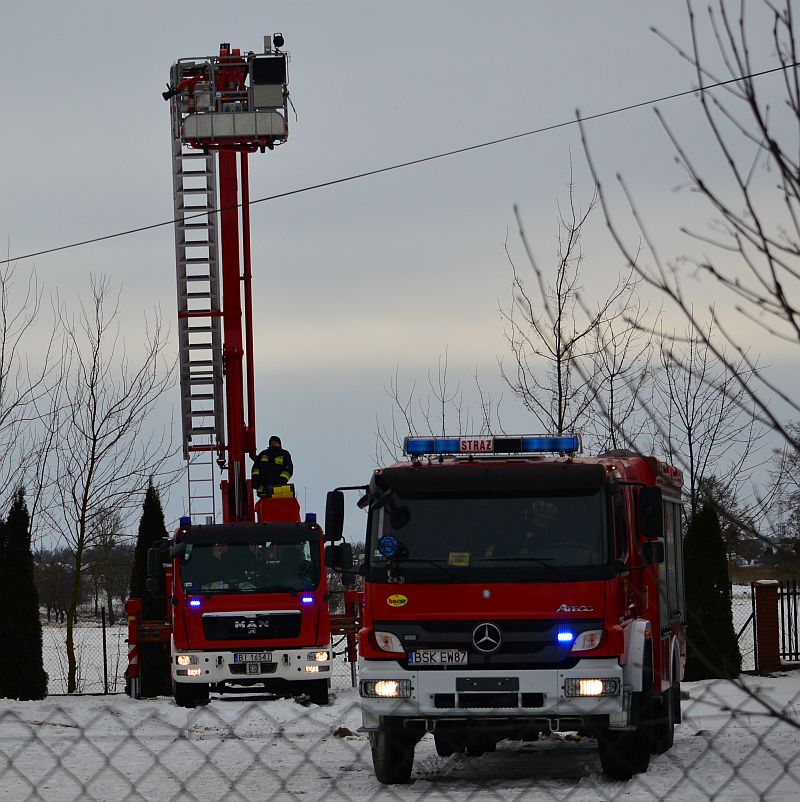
[
  {"left": 684, "top": 502, "right": 742, "bottom": 680},
  {"left": 128, "top": 478, "right": 172, "bottom": 696},
  {"left": 0, "top": 489, "right": 48, "bottom": 699}
]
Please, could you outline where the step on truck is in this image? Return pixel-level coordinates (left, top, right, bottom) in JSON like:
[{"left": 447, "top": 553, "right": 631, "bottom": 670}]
[{"left": 325, "top": 434, "right": 686, "bottom": 782}]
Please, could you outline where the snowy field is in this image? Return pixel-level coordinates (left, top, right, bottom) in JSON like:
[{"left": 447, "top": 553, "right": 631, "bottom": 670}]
[{"left": 1, "top": 672, "right": 799, "bottom": 801}]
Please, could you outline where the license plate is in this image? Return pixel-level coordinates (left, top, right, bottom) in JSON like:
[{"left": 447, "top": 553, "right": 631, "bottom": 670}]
[
  {"left": 408, "top": 649, "right": 468, "bottom": 666},
  {"left": 233, "top": 652, "right": 272, "bottom": 663}
]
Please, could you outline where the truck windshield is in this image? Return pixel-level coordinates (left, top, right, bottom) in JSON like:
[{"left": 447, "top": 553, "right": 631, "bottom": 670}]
[
  {"left": 368, "top": 490, "right": 609, "bottom": 583},
  {"left": 177, "top": 540, "right": 319, "bottom": 594}
]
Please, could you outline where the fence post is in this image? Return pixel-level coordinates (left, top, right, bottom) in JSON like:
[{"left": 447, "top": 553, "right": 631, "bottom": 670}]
[
  {"left": 101, "top": 606, "right": 109, "bottom": 695},
  {"left": 753, "top": 579, "right": 781, "bottom": 674}
]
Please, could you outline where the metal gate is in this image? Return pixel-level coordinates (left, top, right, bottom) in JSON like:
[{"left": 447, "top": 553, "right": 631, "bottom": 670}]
[{"left": 778, "top": 579, "right": 800, "bottom": 663}]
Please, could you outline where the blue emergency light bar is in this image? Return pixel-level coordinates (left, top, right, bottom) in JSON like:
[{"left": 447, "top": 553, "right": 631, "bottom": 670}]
[{"left": 403, "top": 434, "right": 581, "bottom": 457}]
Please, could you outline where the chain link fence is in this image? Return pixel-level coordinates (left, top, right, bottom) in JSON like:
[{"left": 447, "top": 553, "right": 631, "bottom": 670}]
[{"left": 1, "top": 673, "right": 799, "bottom": 801}]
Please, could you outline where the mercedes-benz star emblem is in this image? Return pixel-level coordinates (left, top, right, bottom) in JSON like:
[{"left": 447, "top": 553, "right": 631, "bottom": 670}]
[{"left": 472, "top": 622, "right": 502, "bottom": 654}]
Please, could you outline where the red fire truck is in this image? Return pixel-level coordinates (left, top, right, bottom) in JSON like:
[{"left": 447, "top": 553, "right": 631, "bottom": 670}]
[
  {"left": 325, "top": 434, "right": 685, "bottom": 782},
  {"left": 126, "top": 36, "right": 355, "bottom": 707}
]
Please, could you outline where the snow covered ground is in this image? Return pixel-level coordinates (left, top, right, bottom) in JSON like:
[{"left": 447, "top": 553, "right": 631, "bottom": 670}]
[{"left": 2, "top": 672, "right": 799, "bottom": 801}]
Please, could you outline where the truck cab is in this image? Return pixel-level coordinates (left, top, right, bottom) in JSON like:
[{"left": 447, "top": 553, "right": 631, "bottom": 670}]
[
  {"left": 327, "top": 434, "right": 685, "bottom": 782},
  {"left": 153, "top": 517, "right": 332, "bottom": 707}
]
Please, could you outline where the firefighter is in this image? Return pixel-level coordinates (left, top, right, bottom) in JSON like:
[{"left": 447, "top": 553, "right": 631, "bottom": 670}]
[{"left": 252, "top": 435, "right": 294, "bottom": 497}]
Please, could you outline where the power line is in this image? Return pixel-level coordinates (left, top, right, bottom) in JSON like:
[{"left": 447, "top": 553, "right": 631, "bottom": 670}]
[{"left": 2, "top": 61, "right": 796, "bottom": 266}]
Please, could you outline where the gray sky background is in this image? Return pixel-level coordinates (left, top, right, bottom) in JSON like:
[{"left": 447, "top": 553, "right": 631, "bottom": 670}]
[{"left": 1, "top": 2, "right": 794, "bottom": 535}]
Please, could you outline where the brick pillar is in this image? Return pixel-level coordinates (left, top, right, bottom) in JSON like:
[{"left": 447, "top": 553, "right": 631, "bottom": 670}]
[{"left": 754, "top": 580, "right": 781, "bottom": 674}]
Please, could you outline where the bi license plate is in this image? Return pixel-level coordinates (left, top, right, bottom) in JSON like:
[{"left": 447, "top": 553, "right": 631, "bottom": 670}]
[
  {"left": 408, "top": 649, "right": 468, "bottom": 666},
  {"left": 233, "top": 652, "right": 272, "bottom": 663}
]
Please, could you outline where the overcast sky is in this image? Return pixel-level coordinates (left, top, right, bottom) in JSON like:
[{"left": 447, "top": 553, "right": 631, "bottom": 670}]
[{"left": 1, "top": 2, "right": 793, "bottom": 535}]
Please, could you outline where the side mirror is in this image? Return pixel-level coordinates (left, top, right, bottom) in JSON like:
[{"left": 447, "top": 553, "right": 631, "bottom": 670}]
[
  {"left": 325, "top": 491, "right": 344, "bottom": 541},
  {"left": 638, "top": 487, "right": 663, "bottom": 540},
  {"left": 324, "top": 542, "right": 357, "bottom": 587},
  {"left": 146, "top": 546, "right": 164, "bottom": 596},
  {"left": 340, "top": 542, "right": 356, "bottom": 587},
  {"left": 642, "top": 540, "right": 665, "bottom": 565}
]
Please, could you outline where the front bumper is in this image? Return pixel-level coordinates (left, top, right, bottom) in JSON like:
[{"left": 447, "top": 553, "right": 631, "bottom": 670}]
[
  {"left": 358, "top": 658, "right": 626, "bottom": 731},
  {"left": 171, "top": 643, "right": 331, "bottom": 685}
]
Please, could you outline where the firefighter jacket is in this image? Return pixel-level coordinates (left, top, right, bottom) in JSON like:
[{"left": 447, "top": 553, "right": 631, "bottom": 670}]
[{"left": 251, "top": 446, "right": 293, "bottom": 494}]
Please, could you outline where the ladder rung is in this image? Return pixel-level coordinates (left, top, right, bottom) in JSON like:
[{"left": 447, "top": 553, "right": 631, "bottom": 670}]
[
  {"left": 189, "top": 393, "right": 215, "bottom": 400},
  {"left": 190, "top": 409, "right": 215, "bottom": 416},
  {"left": 190, "top": 427, "right": 216, "bottom": 434},
  {"left": 182, "top": 223, "right": 216, "bottom": 230}
]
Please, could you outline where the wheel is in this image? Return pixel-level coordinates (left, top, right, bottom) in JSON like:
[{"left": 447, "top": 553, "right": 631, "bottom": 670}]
[
  {"left": 650, "top": 686, "right": 675, "bottom": 754},
  {"left": 304, "top": 679, "right": 330, "bottom": 705},
  {"left": 434, "top": 732, "right": 463, "bottom": 757},
  {"left": 370, "top": 726, "right": 416, "bottom": 784},
  {"left": 173, "top": 680, "right": 209, "bottom": 709},
  {"left": 598, "top": 691, "right": 652, "bottom": 780}
]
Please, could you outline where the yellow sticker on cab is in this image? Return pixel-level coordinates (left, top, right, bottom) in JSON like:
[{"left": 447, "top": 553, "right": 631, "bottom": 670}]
[{"left": 387, "top": 594, "right": 408, "bottom": 608}]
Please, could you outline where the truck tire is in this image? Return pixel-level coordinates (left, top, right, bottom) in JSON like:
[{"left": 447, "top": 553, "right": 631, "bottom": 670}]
[
  {"left": 598, "top": 691, "right": 652, "bottom": 780},
  {"left": 650, "top": 685, "right": 676, "bottom": 754},
  {"left": 173, "top": 680, "right": 209, "bottom": 709},
  {"left": 370, "top": 726, "right": 416, "bottom": 784}
]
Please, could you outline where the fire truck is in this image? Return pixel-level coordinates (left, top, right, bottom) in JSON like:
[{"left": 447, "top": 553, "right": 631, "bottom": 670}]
[
  {"left": 325, "top": 434, "right": 686, "bottom": 782},
  {"left": 126, "top": 36, "right": 355, "bottom": 708}
]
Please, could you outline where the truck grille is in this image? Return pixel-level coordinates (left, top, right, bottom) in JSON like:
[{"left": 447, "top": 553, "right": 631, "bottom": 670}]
[
  {"left": 376, "top": 618, "right": 603, "bottom": 670},
  {"left": 202, "top": 612, "right": 301, "bottom": 641}
]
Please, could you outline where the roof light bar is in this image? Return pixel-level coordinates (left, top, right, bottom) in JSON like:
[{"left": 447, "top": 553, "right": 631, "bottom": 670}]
[{"left": 403, "top": 435, "right": 581, "bottom": 457}]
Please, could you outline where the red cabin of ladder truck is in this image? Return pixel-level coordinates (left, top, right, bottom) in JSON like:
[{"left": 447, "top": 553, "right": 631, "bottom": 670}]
[{"left": 126, "top": 36, "right": 357, "bottom": 708}]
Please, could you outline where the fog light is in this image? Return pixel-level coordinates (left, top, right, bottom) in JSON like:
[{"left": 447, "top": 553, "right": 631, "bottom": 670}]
[
  {"left": 176, "top": 655, "right": 198, "bottom": 666},
  {"left": 186, "top": 668, "right": 202, "bottom": 677},
  {"left": 564, "top": 678, "right": 619, "bottom": 697},
  {"left": 360, "top": 679, "right": 411, "bottom": 699},
  {"left": 305, "top": 665, "right": 320, "bottom": 673},
  {"left": 307, "top": 651, "right": 329, "bottom": 662}
]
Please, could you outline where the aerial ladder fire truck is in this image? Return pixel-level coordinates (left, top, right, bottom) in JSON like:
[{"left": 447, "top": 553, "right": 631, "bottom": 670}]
[{"left": 127, "top": 36, "right": 356, "bottom": 708}]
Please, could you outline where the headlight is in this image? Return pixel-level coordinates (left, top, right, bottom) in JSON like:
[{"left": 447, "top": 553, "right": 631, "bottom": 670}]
[
  {"left": 307, "top": 651, "right": 329, "bottom": 662},
  {"left": 373, "top": 631, "right": 404, "bottom": 654},
  {"left": 305, "top": 665, "right": 321, "bottom": 673},
  {"left": 564, "top": 678, "right": 619, "bottom": 697},
  {"left": 186, "top": 668, "right": 203, "bottom": 677},
  {"left": 360, "top": 679, "right": 412, "bottom": 699},
  {"left": 176, "top": 655, "right": 198, "bottom": 666},
  {"left": 571, "top": 630, "right": 603, "bottom": 652}
]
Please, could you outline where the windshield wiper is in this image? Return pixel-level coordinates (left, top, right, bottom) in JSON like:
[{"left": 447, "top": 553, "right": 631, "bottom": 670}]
[
  {"left": 384, "top": 557, "right": 464, "bottom": 582},
  {"left": 475, "top": 556, "right": 576, "bottom": 581}
]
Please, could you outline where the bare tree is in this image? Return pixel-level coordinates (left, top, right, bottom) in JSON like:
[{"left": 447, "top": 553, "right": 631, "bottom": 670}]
[
  {"left": 581, "top": 0, "right": 800, "bottom": 457},
  {"left": 374, "top": 353, "right": 502, "bottom": 465},
  {"left": 500, "top": 178, "right": 653, "bottom": 450},
  {"left": 655, "top": 325, "right": 763, "bottom": 518},
  {"left": 43, "top": 275, "right": 177, "bottom": 693},
  {"left": 0, "top": 256, "right": 62, "bottom": 520}
]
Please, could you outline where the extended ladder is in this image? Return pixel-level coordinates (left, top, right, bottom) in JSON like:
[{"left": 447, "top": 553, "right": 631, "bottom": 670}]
[{"left": 171, "top": 136, "right": 225, "bottom": 523}]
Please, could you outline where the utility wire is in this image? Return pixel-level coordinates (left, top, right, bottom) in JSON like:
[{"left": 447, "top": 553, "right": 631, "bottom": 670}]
[{"left": 2, "top": 61, "right": 796, "bottom": 266}]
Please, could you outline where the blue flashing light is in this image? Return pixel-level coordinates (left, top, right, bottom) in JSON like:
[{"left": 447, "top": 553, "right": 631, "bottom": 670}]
[
  {"left": 305, "top": 512, "right": 317, "bottom": 523},
  {"left": 301, "top": 595, "right": 314, "bottom": 604},
  {"left": 403, "top": 434, "right": 581, "bottom": 457},
  {"left": 179, "top": 515, "right": 192, "bottom": 527},
  {"left": 188, "top": 598, "right": 202, "bottom": 608},
  {"left": 521, "top": 435, "right": 581, "bottom": 454},
  {"left": 557, "top": 630, "right": 575, "bottom": 644}
]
